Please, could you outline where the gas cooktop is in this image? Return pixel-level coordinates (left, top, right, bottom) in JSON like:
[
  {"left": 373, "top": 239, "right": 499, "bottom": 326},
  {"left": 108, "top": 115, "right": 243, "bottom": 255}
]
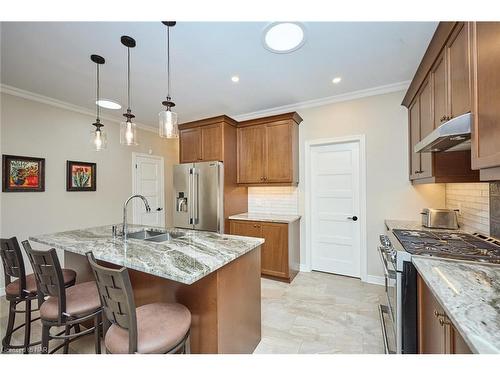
[{"left": 392, "top": 229, "right": 500, "bottom": 264}]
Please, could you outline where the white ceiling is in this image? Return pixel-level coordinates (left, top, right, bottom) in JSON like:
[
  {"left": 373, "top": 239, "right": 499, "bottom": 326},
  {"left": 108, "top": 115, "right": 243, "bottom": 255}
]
[{"left": 1, "top": 22, "right": 437, "bottom": 126}]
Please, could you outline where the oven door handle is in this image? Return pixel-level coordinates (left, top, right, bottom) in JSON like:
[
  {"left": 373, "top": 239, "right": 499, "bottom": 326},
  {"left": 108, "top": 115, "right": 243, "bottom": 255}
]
[{"left": 378, "top": 246, "right": 397, "bottom": 281}]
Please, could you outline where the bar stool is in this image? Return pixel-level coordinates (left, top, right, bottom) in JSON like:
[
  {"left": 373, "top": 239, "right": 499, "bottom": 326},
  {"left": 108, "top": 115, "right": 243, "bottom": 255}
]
[
  {"left": 1, "top": 237, "right": 76, "bottom": 353},
  {"left": 22, "top": 241, "right": 103, "bottom": 354},
  {"left": 86, "top": 252, "right": 191, "bottom": 354}
]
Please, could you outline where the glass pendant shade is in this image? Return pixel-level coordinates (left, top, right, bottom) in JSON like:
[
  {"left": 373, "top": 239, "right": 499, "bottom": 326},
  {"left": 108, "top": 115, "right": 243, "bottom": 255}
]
[
  {"left": 159, "top": 108, "right": 179, "bottom": 138},
  {"left": 120, "top": 119, "right": 138, "bottom": 145},
  {"left": 91, "top": 128, "right": 107, "bottom": 151}
]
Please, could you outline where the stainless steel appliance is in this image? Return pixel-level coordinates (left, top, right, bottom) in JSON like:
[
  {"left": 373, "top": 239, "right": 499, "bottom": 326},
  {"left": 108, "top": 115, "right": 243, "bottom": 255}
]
[
  {"left": 414, "top": 112, "right": 471, "bottom": 153},
  {"left": 420, "top": 208, "right": 459, "bottom": 230},
  {"left": 173, "top": 161, "right": 224, "bottom": 233},
  {"left": 378, "top": 227, "right": 500, "bottom": 354}
]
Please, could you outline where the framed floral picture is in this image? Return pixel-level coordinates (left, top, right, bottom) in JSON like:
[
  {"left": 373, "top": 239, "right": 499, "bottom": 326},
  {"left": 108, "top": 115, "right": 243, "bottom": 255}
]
[
  {"left": 2, "top": 155, "right": 45, "bottom": 192},
  {"left": 66, "top": 161, "right": 96, "bottom": 191}
]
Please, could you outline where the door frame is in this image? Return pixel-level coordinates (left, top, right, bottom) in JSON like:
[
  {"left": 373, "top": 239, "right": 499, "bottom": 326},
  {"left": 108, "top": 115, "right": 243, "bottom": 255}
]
[
  {"left": 131, "top": 152, "right": 165, "bottom": 226},
  {"left": 304, "top": 135, "right": 367, "bottom": 281}
]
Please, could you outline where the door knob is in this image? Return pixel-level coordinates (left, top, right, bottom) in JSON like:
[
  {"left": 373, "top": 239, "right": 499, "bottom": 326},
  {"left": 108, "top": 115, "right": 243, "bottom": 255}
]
[
  {"left": 347, "top": 216, "right": 358, "bottom": 221},
  {"left": 156, "top": 208, "right": 163, "bottom": 211}
]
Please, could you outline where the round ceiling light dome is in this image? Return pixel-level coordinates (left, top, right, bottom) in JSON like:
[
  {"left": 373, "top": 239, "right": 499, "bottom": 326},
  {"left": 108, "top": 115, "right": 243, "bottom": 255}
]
[
  {"left": 263, "top": 22, "right": 306, "bottom": 54},
  {"left": 96, "top": 99, "right": 122, "bottom": 110}
]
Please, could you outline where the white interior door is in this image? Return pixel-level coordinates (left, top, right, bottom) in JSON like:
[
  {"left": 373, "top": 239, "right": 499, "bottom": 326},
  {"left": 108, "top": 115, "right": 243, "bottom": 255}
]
[
  {"left": 311, "top": 141, "right": 361, "bottom": 278},
  {"left": 132, "top": 154, "right": 165, "bottom": 227}
]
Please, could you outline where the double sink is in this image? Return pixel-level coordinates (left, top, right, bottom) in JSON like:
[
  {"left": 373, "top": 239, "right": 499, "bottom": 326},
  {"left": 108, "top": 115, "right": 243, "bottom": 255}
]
[{"left": 127, "top": 228, "right": 186, "bottom": 243}]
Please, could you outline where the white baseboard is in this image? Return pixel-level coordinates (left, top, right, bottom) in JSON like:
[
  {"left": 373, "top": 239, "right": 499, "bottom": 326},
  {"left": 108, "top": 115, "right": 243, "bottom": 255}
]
[
  {"left": 0, "top": 287, "right": 5, "bottom": 297},
  {"left": 299, "top": 264, "right": 310, "bottom": 272},
  {"left": 364, "top": 275, "right": 385, "bottom": 286}
]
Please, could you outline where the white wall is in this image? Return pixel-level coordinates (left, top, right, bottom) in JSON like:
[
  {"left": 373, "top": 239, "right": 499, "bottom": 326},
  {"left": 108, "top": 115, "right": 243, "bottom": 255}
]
[
  {"left": 0, "top": 93, "right": 178, "bottom": 292},
  {"left": 296, "top": 90, "right": 445, "bottom": 280}
]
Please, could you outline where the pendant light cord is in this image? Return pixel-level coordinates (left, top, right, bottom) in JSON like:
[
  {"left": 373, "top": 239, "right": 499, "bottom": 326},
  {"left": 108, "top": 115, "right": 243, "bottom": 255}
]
[
  {"left": 127, "top": 46, "right": 131, "bottom": 111},
  {"left": 167, "top": 25, "right": 171, "bottom": 99},
  {"left": 96, "top": 63, "right": 100, "bottom": 122}
]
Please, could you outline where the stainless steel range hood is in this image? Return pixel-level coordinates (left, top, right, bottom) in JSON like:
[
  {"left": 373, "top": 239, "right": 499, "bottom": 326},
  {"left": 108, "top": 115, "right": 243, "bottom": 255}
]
[{"left": 414, "top": 112, "right": 472, "bottom": 153}]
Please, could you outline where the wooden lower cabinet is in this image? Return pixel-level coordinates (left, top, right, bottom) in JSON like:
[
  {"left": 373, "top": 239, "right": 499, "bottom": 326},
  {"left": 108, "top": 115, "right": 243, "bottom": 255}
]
[
  {"left": 417, "top": 274, "right": 472, "bottom": 354},
  {"left": 229, "top": 219, "right": 300, "bottom": 283}
]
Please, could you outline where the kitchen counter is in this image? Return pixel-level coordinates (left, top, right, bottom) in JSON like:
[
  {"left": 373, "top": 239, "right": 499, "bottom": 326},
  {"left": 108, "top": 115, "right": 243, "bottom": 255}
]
[
  {"left": 31, "top": 224, "right": 263, "bottom": 353},
  {"left": 30, "top": 224, "right": 264, "bottom": 285},
  {"left": 229, "top": 212, "right": 301, "bottom": 224},
  {"left": 412, "top": 256, "right": 500, "bottom": 354}
]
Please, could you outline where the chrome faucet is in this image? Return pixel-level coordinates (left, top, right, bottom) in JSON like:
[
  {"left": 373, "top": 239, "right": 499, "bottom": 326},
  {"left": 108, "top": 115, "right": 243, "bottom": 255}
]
[{"left": 123, "top": 194, "right": 151, "bottom": 240}]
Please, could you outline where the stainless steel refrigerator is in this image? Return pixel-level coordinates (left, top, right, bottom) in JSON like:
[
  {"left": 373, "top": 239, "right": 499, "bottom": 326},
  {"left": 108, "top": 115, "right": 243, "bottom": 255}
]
[{"left": 173, "top": 161, "right": 224, "bottom": 233}]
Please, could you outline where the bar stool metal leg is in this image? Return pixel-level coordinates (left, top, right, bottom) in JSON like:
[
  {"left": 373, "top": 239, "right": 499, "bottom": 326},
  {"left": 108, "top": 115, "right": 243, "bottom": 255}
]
[
  {"left": 23, "top": 299, "right": 32, "bottom": 354},
  {"left": 2, "top": 301, "right": 16, "bottom": 352}
]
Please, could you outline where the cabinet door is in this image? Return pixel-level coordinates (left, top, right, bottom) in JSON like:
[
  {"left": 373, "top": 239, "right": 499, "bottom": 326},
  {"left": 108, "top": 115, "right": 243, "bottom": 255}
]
[
  {"left": 237, "top": 126, "right": 265, "bottom": 183},
  {"left": 201, "top": 123, "right": 223, "bottom": 162},
  {"left": 229, "top": 220, "right": 262, "bottom": 238},
  {"left": 179, "top": 128, "right": 201, "bottom": 163},
  {"left": 447, "top": 22, "right": 471, "bottom": 119},
  {"left": 260, "top": 223, "right": 288, "bottom": 279},
  {"left": 418, "top": 275, "right": 446, "bottom": 354},
  {"left": 432, "top": 51, "right": 448, "bottom": 129},
  {"left": 419, "top": 78, "right": 434, "bottom": 178},
  {"left": 265, "top": 122, "right": 293, "bottom": 183},
  {"left": 470, "top": 22, "right": 500, "bottom": 170},
  {"left": 409, "top": 98, "right": 422, "bottom": 179}
]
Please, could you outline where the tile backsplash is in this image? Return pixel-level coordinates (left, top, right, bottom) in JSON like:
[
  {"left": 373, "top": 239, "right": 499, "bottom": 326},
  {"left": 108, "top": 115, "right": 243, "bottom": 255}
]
[
  {"left": 445, "top": 183, "right": 490, "bottom": 235},
  {"left": 248, "top": 186, "right": 299, "bottom": 215},
  {"left": 490, "top": 182, "right": 500, "bottom": 238}
]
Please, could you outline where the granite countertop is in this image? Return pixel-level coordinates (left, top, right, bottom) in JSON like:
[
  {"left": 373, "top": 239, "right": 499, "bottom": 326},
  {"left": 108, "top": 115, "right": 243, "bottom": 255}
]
[
  {"left": 229, "top": 212, "right": 301, "bottom": 224},
  {"left": 412, "top": 256, "right": 500, "bottom": 354},
  {"left": 30, "top": 225, "right": 264, "bottom": 285}
]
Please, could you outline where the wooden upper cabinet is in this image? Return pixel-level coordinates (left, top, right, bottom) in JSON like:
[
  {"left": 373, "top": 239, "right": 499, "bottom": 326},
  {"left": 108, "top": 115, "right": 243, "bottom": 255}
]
[
  {"left": 265, "top": 121, "right": 293, "bottom": 183},
  {"left": 431, "top": 51, "right": 448, "bottom": 129},
  {"left": 237, "top": 125, "right": 266, "bottom": 184},
  {"left": 470, "top": 22, "right": 500, "bottom": 171},
  {"left": 409, "top": 97, "right": 421, "bottom": 180},
  {"left": 419, "top": 77, "right": 434, "bottom": 179},
  {"left": 237, "top": 112, "right": 302, "bottom": 185},
  {"left": 179, "top": 116, "right": 236, "bottom": 164},
  {"left": 447, "top": 22, "right": 471, "bottom": 118},
  {"left": 179, "top": 128, "right": 202, "bottom": 163},
  {"left": 200, "top": 124, "right": 223, "bottom": 162}
]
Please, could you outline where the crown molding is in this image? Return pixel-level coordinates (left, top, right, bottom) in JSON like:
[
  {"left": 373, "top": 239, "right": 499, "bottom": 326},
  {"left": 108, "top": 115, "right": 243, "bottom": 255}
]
[
  {"left": 232, "top": 80, "right": 410, "bottom": 121},
  {"left": 0, "top": 83, "right": 157, "bottom": 133}
]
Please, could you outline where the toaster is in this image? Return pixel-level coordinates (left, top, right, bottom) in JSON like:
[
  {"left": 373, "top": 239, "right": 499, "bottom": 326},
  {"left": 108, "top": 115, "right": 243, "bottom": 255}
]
[{"left": 420, "top": 208, "right": 459, "bottom": 230}]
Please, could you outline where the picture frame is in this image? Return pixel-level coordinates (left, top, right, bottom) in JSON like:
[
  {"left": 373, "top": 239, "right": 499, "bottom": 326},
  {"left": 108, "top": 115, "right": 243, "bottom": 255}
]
[
  {"left": 66, "top": 160, "right": 96, "bottom": 192},
  {"left": 2, "top": 154, "right": 45, "bottom": 192}
]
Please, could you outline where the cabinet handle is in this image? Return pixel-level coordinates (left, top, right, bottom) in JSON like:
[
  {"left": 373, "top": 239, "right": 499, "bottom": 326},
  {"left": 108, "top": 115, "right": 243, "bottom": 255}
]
[
  {"left": 263, "top": 177, "right": 268, "bottom": 181},
  {"left": 434, "top": 310, "right": 446, "bottom": 319},
  {"left": 260, "top": 177, "right": 264, "bottom": 181},
  {"left": 438, "top": 317, "right": 451, "bottom": 326}
]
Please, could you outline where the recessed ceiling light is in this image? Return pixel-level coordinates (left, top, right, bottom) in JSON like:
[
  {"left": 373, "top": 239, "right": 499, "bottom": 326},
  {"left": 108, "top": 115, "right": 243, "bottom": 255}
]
[
  {"left": 332, "top": 77, "right": 342, "bottom": 84},
  {"left": 96, "top": 99, "right": 122, "bottom": 110},
  {"left": 231, "top": 75, "right": 240, "bottom": 83},
  {"left": 263, "top": 22, "right": 306, "bottom": 54}
]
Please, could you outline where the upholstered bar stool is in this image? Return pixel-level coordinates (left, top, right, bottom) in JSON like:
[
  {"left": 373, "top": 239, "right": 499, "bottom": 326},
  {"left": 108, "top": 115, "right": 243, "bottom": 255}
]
[
  {"left": 22, "top": 241, "right": 103, "bottom": 354},
  {"left": 86, "top": 252, "right": 191, "bottom": 354},
  {"left": 1, "top": 237, "right": 76, "bottom": 353}
]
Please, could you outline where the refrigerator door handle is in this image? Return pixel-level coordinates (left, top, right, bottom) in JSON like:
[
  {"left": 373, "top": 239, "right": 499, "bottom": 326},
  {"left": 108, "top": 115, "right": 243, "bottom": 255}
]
[
  {"left": 195, "top": 171, "right": 200, "bottom": 224},
  {"left": 188, "top": 168, "right": 194, "bottom": 225}
]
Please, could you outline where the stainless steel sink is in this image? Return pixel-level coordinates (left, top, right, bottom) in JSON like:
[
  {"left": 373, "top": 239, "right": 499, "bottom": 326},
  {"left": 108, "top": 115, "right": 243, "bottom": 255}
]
[
  {"left": 127, "top": 228, "right": 186, "bottom": 243},
  {"left": 127, "top": 229, "right": 166, "bottom": 240}
]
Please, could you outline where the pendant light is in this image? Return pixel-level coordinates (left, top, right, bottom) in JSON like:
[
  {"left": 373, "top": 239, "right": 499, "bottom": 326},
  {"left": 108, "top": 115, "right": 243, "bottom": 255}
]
[
  {"left": 159, "top": 21, "right": 179, "bottom": 138},
  {"left": 90, "top": 54, "right": 107, "bottom": 151},
  {"left": 120, "top": 35, "right": 138, "bottom": 146}
]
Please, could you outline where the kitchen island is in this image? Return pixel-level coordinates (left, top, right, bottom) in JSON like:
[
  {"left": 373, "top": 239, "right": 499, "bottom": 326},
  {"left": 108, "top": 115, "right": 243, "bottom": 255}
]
[{"left": 31, "top": 225, "right": 264, "bottom": 354}]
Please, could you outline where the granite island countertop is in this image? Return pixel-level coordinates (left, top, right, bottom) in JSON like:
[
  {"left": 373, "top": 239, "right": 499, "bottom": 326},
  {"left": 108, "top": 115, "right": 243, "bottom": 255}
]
[
  {"left": 30, "top": 225, "right": 264, "bottom": 285},
  {"left": 412, "top": 256, "right": 500, "bottom": 354},
  {"left": 229, "top": 212, "right": 301, "bottom": 224}
]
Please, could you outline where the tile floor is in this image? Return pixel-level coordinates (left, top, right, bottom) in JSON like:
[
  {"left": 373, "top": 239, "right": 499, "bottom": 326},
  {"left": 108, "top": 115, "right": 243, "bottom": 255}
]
[{"left": 0, "top": 271, "right": 386, "bottom": 354}]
